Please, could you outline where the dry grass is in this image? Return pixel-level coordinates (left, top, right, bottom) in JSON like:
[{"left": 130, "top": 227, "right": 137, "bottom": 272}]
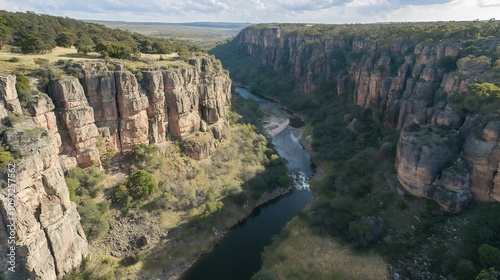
[
  {"left": 0, "top": 45, "right": 185, "bottom": 74},
  {"left": 261, "top": 218, "right": 388, "bottom": 280},
  {"left": 0, "top": 46, "right": 102, "bottom": 73}
]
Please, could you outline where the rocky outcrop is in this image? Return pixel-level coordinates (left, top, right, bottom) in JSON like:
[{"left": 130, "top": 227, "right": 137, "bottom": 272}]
[
  {"left": 0, "top": 107, "right": 87, "bottom": 279},
  {"left": 80, "top": 68, "right": 121, "bottom": 153},
  {"left": 143, "top": 71, "right": 168, "bottom": 144},
  {"left": 0, "top": 55, "right": 231, "bottom": 279},
  {"left": 396, "top": 125, "right": 471, "bottom": 212},
  {"left": 164, "top": 58, "right": 231, "bottom": 144},
  {"left": 115, "top": 71, "right": 150, "bottom": 152},
  {"left": 49, "top": 78, "right": 101, "bottom": 168},
  {"left": 0, "top": 75, "right": 22, "bottom": 115},
  {"left": 461, "top": 118, "right": 500, "bottom": 201},
  {"left": 229, "top": 25, "right": 500, "bottom": 209}
]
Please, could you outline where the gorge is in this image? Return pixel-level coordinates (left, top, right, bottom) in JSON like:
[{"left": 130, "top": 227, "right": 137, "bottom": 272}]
[
  {"left": 1, "top": 12, "right": 500, "bottom": 280},
  {"left": 212, "top": 22, "right": 500, "bottom": 279},
  {"left": 213, "top": 22, "right": 500, "bottom": 211}
]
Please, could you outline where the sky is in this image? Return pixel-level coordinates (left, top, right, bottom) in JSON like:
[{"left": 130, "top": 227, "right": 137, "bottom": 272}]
[{"left": 0, "top": 0, "right": 499, "bottom": 24}]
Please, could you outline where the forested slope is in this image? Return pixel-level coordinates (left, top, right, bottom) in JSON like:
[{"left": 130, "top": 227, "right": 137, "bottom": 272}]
[{"left": 0, "top": 10, "right": 192, "bottom": 58}]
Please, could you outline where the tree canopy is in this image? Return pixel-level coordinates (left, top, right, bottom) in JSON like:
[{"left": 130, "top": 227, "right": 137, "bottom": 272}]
[{"left": 0, "top": 10, "right": 192, "bottom": 59}]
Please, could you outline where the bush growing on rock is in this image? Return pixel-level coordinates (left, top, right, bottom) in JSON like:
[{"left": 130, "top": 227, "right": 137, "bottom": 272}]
[
  {"left": 78, "top": 198, "right": 111, "bottom": 241},
  {"left": 130, "top": 143, "right": 160, "bottom": 171},
  {"left": 112, "top": 185, "right": 132, "bottom": 209},
  {"left": 127, "top": 170, "right": 157, "bottom": 200},
  {"left": 0, "top": 151, "right": 13, "bottom": 169}
]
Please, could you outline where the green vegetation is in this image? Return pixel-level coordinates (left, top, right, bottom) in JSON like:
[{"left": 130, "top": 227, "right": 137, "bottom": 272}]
[
  {"left": 0, "top": 11, "right": 192, "bottom": 59},
  {"left": 246, "top": 20, "right": 500, "bottom": 48},
  {"left": 63, "top": 256, "right": 123, "bottom": 280},
  {"left": 126, "top": 170, "right": 157, "bottom": 200},
  {"left": 449, "top": 82, "right": 500, "bottom": 115},
  {"left": 0, "top": 150, "right": 12, "bottom": 169},
  {"left": 65, "top": 108, "right": 291, "bottom": 278},
  {"left": 257, "top": 217, "right": 388, "bottom": 280},
  {"left": 66, "top": 167, "right": 110, "bottom": 241},
  {"left": 213, "top": 21, "right": 500, "bottom": 279}
]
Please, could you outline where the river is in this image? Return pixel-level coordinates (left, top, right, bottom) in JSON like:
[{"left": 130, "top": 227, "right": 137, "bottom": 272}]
[{"left": 179, "top": 87, "right": 314, "bottom": 280}]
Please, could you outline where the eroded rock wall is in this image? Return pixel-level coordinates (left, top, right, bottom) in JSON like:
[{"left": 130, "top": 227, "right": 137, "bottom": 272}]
[
  {"left": 0, "top": 55, "right": 231, "bottom": 279},
  {"left": 234, "top": 26, "right": 500, "bottom": 210},
  {"left": 0, "top": 78, "right": 87, "bottom": 280}
]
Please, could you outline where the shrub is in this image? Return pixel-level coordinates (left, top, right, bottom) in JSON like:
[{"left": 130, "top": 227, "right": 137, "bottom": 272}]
[
  {"left": 95, "top": 41, "right": 139, "bottom": 59},
  {"left": 0, "top": 151, "right": 13, "bottom": 169},
  {"left": 478, "top": 244, "right": 500, "bottom": 270},
  {"left": 66, "top": 177, "right": 81, "bottom": 203},
  {"left": 65, "top": 166, "right": 103, "bottom": 200},
  {"left": 127, "top": 170, "right": 157, "bottom": 200},
  {"left": 76, "top": 45, "right": 93, "bottom": 55},
  {"left": 78, "top": 198, "right": 111, "bottom": 241},
  {"left": 112, "top": 185, "right": 131, "bottom": 209},
  {"left": 130, "top": 143, "right": 160, "bottom": 170},
  {"left": 454, "top": 259, "right": 478, "bottom": 280},
  {"left": 202, "top": 201, "right": 223, "bottom": 218},
  {"left": 475, "top": 268, "right": 500, "bottom": 280},
  {"left": 15, "top": 72, "right": 33, "bottom": 104}
]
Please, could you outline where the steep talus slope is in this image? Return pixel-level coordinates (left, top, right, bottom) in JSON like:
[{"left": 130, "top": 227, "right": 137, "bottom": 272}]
[
  {"left": 0, "top": 55, "right": 231, "bottom": 279},
  {"left": 214, "top": 23, "right": 500, "bottom": 211}
]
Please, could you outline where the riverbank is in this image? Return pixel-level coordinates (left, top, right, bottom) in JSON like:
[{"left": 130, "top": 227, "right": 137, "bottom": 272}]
[
  {"left": 263, "top": 115, "right": 290, "bottom": 138},
  {"left": 176, "top": 87, "right": 314, "bottom": 280},
  {"left": 166, "top": 185, "right": 294, "bottom": 280}
]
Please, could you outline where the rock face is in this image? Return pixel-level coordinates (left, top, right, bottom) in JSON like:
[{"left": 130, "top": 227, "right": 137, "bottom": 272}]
[
  {"left": 396, "top": 125, "right": 471, "bottom": 212},
  {"left": 0, "top": 104, "right": 87, "bottom": 279},
  {"left": 164, "top": 58, "right": 230, "bottom": 141},
  {"left": 0, "top": 55, "right": 231, "bottom": 279},
  {"left": 50, "top": 78, "right": 101, "bottom": 168},
  {"left": 229, "top": 25, "right": 500, "bottom": 209},
  {"left": 0, "top": 75, "right": 22, "bottom": 115}
]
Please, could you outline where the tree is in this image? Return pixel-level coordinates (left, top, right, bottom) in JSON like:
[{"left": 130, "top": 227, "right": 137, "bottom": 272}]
[
  {"left": 476, "top": 268, "right": 500, "bottom": 280},
  {"left": 152, "top": 41, "right": 172, "bottom": 54},
  {"left": 478, "top": 244, "right": 500, "bottom": 270},
  {"left": 76, "top": 45, "right": 93, "bottom": 55},
  {"left": 112, "top": 185, "right": 131, "bottom": 208},
  {"left": 95, "top": 41, "right": 138, "bottom": 59},
  {"left": 0, "top": 22, "right": 11, "bottom": 48},
  {"left": 56, "top": 32, "right": 76, "bottom": 47},
  {"left": 127, "top": 170, "right": 157, "bottom": 199},
  {"left": 16, "top": 33, "right": 48, "bottom": 54}
]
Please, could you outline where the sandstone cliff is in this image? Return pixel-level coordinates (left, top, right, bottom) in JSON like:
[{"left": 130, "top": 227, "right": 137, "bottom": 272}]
[
  {"left": 226, "top": 24, "right": 500, "bottom": 211},
  {"left": 0, "top": 55, "right": 231, "bottom": 279}
]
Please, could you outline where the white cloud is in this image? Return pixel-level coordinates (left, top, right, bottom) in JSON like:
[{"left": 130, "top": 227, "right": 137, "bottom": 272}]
[{"left": 1, "top": 0, "right": 500, "bottom": 23}]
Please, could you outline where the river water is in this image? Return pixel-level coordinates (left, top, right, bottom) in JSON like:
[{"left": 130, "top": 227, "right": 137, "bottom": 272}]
[{"left": 179, "top": 87, "right": 314, "bottom": 280}]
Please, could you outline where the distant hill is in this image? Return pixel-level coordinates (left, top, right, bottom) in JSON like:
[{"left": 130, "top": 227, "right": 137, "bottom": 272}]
[
  {"left": 87, "top": 20, "right": 251, "bottom": 30},
  {"left": 85, "top": 20, "right": 251, "bottom": 49}
]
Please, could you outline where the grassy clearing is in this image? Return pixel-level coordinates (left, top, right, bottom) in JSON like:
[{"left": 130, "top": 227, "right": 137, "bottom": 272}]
[
  {"left": 0, "top": 46, "right": 102, "bottom": 73},
  {"left": 258, "top": 217, "right": 388, "bottom": 280},
  {"left": 0, "top": 45, "right": 185, "bottom": 75}
]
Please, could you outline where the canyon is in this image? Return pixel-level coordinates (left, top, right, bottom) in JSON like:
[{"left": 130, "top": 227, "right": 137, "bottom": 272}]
[
  {"left": 218, "top": 24, "right": 500, "bottom": 212},
  {"left": 0, "top": 56, "right": 231, "bottom": 279}
]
